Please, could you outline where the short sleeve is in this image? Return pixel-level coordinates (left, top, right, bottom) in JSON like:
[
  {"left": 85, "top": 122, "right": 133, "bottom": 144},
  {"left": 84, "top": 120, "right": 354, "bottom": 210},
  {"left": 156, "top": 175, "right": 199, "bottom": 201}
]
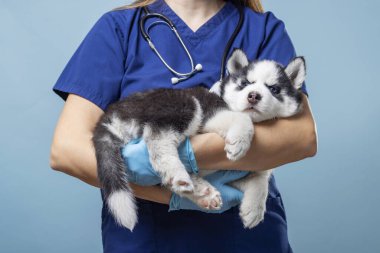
[
  {"left": 258, "top": 12, "right": 308, "bottom": 96},
  {"left": 52, "top": 12, "right": 126, "bottom": 111}
]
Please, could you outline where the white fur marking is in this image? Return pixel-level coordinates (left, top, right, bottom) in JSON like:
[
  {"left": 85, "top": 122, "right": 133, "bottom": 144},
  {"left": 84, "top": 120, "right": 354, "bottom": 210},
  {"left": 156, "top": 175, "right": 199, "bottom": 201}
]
[
  {"left": 204, "top": 110, "right": 254, "bottom": 160},
  {"left": 232, "top": 170, "right": 272, "bottom": 228},
  {"left": 209, "top": 80, "right": 222, "bottom": 95},
  {"left": 144, "top": 130, "right": 194, "bottom": 193},
  {"left": 285, "top": 57, "right": 306, "bottom": 89},
  {"left": 108, "top": 190, "right": 137, "bottom": 231},
  {"left": 227, "top": 49, "right": 249, "bottom": 74},
  {"left": 184, "top": 97, "right": 203, "bottom": 136},
  {"left": 103, "top": 116, "right": 140, "bottom": 143},
  {"left": 247, "top": 61, "right": 280, "bottom": 86}
]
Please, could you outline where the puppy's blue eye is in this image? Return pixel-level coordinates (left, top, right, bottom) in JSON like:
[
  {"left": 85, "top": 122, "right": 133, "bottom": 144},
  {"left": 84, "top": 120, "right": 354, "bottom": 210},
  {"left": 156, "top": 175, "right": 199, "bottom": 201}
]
[{"left": 269, "top": 86, "right": 281, "bottom": 94}]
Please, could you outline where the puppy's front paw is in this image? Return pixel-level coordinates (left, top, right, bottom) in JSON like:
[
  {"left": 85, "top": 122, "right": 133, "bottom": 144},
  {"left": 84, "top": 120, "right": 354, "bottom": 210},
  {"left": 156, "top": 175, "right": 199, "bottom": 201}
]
[
  {"left": 224, "top": 134, "right": 251, "bottom": 161},
  {"left": 239, "top": 200, "right": 265, "bottom": 229}
]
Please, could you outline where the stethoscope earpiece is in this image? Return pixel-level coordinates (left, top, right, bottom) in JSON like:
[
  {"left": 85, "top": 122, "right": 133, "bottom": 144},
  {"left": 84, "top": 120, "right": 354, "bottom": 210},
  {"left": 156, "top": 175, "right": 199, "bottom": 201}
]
[
  {"left": 171, "top": 77, "right": 179, "bottom": 84},
  {"left": 195, "top": 64, "right": 202, "bottom": 71},
  {"left": 170, "top": 63, "right": 203, "bottom": 84}
]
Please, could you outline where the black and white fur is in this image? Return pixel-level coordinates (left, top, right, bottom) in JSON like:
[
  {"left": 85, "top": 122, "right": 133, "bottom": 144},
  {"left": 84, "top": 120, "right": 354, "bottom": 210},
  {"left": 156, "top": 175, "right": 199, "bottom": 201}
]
[
  {"left": 209, "top": 49, "right": 306, "bottom": 228},
  {"left": 92, "top": 49, "right": 306, "bottom": 231}
]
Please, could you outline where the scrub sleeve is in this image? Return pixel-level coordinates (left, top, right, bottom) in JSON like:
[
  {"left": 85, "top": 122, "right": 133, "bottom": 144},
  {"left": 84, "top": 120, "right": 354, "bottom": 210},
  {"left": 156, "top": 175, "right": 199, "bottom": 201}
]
[
  {"left": 258, "top": 12, "right": 308, "bottom": 96},
  {"left": 52, "top": 3, "right": 308, "bottom": 252},
  {"left": 53, "top": 13, "right": 125, "bottom": 111}
]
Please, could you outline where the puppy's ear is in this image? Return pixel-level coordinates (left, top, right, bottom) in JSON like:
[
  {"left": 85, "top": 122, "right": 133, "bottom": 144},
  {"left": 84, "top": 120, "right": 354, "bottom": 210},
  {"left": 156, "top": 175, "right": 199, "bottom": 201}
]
[
  {"left": 209, "top": 80, "right": 222, "bottom": 96},
  {"left": 285, "top": 57, "right": 306, "bottom": 89},
  {"left": 227, "top": 49, "right": 249, "bottom": 75}
]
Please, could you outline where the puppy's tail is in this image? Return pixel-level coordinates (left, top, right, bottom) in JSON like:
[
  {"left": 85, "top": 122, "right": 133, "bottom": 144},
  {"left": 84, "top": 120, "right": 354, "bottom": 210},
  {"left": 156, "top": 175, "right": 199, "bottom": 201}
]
[{"left": 92, "top": 122, "right": 137, "bottom": 231}]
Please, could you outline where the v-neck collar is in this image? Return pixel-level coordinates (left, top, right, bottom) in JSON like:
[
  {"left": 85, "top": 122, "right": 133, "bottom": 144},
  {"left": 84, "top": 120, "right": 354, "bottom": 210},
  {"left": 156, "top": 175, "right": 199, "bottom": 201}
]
[{"left": 146, "top": 0, "right": 237, "bottom": 47}]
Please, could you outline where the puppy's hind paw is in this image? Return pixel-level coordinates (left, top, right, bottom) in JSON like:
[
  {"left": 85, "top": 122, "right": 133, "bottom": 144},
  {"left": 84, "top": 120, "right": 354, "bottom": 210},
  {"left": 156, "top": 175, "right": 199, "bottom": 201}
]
[
  {"left": 239, "top": 206, "right": 265, "bottom": 229},
  {"left": 197, "top": 187, "right": 222, "bottom": 210}
]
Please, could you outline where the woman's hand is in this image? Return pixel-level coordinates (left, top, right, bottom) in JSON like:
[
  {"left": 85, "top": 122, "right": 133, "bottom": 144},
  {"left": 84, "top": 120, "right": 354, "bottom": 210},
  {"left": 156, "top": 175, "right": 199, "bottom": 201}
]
[
  {"left": 169, "top": 170, "right": 249, "bottom": 213},
  {"left": 121, "top": 137, "right": 199, "bottom": 186}
]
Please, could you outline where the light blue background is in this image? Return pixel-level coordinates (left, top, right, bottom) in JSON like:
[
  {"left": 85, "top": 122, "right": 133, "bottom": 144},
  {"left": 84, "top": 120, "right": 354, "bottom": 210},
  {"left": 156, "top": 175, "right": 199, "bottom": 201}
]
[{"left": 1, "top": 0, "right": 379, "bottom": 252}]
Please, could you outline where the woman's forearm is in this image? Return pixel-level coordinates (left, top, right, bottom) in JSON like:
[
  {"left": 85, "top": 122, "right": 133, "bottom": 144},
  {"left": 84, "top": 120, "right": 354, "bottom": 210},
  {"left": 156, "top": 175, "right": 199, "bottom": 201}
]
[
  {"left": 49, "top": 136, "right": 171, "bottom": 204},
  {"left": 191, "top": 94, "right": 317, "bottom": 171}
]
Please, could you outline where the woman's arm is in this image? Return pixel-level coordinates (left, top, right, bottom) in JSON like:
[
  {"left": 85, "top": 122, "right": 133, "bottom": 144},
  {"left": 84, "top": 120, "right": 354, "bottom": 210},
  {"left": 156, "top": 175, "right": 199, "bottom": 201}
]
[
  {"left": 49, "top": 94, "right": 172, "bottom": 204},
  {"left": 191, "top": 94, "right": 317, "bottom": 171}
]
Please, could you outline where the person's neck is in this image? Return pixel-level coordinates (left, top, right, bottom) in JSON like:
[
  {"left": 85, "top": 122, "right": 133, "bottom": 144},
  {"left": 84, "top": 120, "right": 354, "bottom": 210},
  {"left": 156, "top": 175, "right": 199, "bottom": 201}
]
[{"left": 164, "top": 0, "right": 226, "bottom": 32}]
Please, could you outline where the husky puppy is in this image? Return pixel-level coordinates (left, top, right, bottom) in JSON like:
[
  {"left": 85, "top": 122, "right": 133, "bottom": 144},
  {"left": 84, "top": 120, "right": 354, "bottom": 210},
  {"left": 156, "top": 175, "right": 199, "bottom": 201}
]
[
  {"left": 92, "top": 49, "right": 306, "bottom": 231},
  {"left": 209, "top": 50, "right": 306, "bottom": 228}
]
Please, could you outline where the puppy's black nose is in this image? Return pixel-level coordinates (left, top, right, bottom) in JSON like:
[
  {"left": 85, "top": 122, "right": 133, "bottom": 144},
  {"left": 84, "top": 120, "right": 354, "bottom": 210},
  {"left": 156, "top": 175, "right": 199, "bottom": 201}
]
[{"left": 247, "top": 92, "right": 262, "bottom": 104}]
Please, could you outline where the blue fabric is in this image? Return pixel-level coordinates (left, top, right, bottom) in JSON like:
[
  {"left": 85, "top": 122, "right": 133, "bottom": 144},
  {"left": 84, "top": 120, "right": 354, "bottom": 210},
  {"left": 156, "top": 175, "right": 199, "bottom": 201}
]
[{"left": 52, "top": 0, "right": 307, "bottom": 252}]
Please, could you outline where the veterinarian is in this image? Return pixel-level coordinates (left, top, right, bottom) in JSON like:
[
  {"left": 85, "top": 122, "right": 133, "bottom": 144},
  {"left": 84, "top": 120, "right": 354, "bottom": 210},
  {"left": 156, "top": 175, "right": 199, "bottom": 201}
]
[{"left": 50, "top": 0, "right": 317, "bottom": 252}]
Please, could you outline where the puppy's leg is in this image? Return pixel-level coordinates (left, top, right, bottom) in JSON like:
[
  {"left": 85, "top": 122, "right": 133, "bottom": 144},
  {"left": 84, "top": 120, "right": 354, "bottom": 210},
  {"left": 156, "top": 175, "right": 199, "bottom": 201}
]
[
  {"left": 144, "top": 130, "right": 194, "bottom": 194},
  {"left": 181, "top": 174, "right": 222, "bottom": 210},
  {"left": 231, "top": 170, "right": 272, "bottom": 229},
  {"left": 203, "top": 110, "right": 254, "bottom": 161}
]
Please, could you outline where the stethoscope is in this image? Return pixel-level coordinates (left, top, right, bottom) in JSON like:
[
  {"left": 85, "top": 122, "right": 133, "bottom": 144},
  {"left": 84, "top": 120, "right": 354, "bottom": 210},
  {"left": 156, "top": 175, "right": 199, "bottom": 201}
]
[{"left": 139, "top": 1, "right": 244, "bottom": 84}]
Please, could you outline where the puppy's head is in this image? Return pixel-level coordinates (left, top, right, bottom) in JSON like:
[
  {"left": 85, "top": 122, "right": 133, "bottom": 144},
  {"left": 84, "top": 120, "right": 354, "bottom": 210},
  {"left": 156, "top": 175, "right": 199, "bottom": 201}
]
[{"left": 211, "top": 49, "right": 306, "bottom": 122}]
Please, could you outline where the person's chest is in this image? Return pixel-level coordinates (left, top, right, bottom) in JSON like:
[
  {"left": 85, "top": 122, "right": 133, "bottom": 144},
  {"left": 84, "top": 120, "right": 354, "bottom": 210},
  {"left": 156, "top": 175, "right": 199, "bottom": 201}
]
[{"left": 119, "top": 6, "right": 264, "bottom": 100}]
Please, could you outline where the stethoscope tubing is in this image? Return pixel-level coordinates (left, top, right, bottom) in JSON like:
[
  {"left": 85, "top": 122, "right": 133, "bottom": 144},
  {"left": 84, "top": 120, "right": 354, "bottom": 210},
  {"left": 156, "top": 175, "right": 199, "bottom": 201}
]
[
  {"left": 141, "top": 7, "right": 199, "bottom": 80},
  {"left": 219, "top": 3, "right": 244, "bottom": 80},
  {"left": 140, "top": 3, "right": 244, "bottom": 84},
  {"left": 147, "top": 22, "right": 196, "bottom": 77}
]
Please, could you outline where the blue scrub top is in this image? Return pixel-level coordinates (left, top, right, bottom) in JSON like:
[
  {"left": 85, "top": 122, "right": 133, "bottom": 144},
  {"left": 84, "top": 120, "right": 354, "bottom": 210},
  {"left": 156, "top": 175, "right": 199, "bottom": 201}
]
[{"left": 53, "top": 0, "right": 308, "bottom": 252}]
